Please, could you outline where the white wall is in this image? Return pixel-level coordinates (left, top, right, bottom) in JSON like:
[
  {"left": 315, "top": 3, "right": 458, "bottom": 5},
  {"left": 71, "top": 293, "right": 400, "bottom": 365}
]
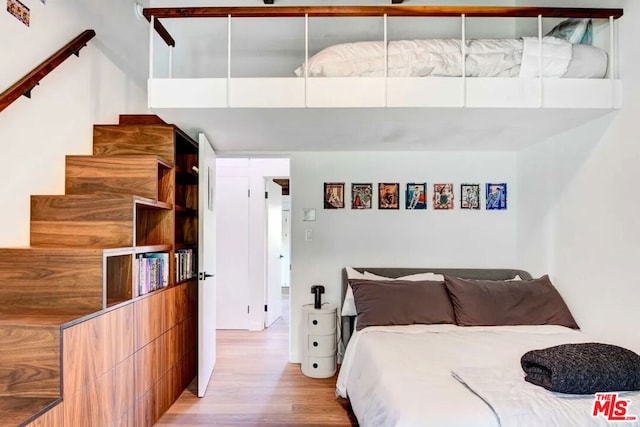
[
  {"left": 216, "top": 158, "right": 290, "bottom": 330},
  {"left": 0, "top": 1, "right": 148, "bottom": 247},
  {"left": 517, "top": 0, "right": 640, "bottom": 353},
  {"left": 290, "top": 151, "right": 518, "bottom": 362}
]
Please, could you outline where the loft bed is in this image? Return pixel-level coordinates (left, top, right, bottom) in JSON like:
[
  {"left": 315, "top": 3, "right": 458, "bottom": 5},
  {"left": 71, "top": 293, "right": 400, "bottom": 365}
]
[{"left": 142, "top": 6, "right": 623, "bottom": 110}]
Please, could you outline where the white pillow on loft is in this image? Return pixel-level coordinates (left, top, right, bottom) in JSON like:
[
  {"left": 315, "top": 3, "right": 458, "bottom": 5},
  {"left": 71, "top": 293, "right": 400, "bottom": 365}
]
[{"left": 341, "top": 268, "right": 445, "bottom": 316}]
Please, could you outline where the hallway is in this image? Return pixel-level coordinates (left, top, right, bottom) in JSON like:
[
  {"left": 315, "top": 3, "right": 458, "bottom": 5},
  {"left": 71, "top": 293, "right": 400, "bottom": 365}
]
[{"left": 156, "top": 289, "right": 357, "bottom": 426}]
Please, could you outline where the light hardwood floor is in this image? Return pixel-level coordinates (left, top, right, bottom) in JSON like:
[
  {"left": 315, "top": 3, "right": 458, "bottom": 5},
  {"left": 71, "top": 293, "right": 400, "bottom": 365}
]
[{"left": 156, "top": 289, "right": 358, "bottom": 426}]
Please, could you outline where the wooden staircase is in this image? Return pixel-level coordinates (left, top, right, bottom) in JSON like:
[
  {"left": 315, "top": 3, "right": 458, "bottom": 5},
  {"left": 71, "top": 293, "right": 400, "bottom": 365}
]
[{"left": 0, "top": 115, "right": 198, "bottom": 426}]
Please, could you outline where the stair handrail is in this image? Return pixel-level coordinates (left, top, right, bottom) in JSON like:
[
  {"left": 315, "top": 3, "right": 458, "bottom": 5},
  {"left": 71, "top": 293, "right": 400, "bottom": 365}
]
[{"left": 0, "top": 29, "right": 96, "bottom": 113}]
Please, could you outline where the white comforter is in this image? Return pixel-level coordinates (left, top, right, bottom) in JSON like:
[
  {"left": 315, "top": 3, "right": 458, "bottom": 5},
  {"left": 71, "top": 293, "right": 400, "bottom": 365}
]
[
  {"left": 452, "top": 367, "right": 640, "bottom": 427},
  {"left": 337, "top": 325, "right": 640, "bottom": 427},
  {"left": 296, "top": 37, "right": 573, "bottom": 78}
]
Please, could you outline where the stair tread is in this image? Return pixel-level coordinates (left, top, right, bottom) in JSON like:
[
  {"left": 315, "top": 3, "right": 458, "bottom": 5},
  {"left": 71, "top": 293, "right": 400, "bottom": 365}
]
[
  {"left": 0, "top": 310, "right": 90, "bottom": 326},
  {"left": 0, "top": 396, "right": 58, "bottom": 426}
]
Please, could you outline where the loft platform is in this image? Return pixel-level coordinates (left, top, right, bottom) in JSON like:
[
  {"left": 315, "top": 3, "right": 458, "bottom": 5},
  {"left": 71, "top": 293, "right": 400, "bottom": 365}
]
[{"left": 143, "top": 5, "right": 623, "bottom": 111}]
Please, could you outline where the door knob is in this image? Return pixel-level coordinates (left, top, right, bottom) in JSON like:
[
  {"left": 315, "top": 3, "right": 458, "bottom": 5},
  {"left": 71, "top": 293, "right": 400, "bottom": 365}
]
[{"left": 199, "top": 272, "right": 214, "bottom": 280}]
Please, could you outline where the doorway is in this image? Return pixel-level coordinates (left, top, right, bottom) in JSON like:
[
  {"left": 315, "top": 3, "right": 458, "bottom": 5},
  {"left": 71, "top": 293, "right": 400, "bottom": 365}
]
[{"left": 215, "top": 158, "right": 290, "bottom": 333}]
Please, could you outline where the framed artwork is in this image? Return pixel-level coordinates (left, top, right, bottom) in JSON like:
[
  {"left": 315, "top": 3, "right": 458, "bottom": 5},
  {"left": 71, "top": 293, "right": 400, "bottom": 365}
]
[
  {"left": 324, "top": 182, "right": 345, "bottom": 209},
  {"left": 460, "top": 184, "right": 480, "bottom": 210},
  {"left": 351, "top": 183, "right": 372, "bottom": 209},
  {"left": 378, "top": 183, "right": 399, "bottom": 209},
  {"left": 433, "top": 183, "right": 454, "bottom": 210},
  {"left": 486, "top": 183, "right": 507, "bottom": 210},
  {"left": 7, "top": 0, "right": 30, "bottom": 26},
  {"left": 405, "top": 183, "right": 427, "bottom": 210}
]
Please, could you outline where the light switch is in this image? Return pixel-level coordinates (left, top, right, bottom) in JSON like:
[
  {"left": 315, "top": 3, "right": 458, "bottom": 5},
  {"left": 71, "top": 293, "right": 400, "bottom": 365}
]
[{"left": 305, "top": 229, "right": 313, "bottom": 241}]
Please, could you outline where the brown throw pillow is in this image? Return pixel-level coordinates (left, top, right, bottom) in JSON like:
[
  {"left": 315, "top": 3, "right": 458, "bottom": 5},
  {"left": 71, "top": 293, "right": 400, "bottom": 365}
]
[
  {"left": 444, "top": 275, "right": 579, "bottom": 328},
  {"left": 350, "top": 279, "right": 456, "bottom": 331}
]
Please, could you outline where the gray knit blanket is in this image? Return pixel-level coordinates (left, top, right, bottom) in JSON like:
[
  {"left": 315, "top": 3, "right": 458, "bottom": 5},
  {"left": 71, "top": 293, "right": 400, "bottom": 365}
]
[{"left": 521, "top": 342, "right": 640, "bottom": 394}]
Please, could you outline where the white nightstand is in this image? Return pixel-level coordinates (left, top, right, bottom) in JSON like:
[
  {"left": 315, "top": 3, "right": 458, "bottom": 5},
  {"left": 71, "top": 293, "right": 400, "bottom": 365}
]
[{"left": 301, "top": 303, "right": 337, "bottom": 378}]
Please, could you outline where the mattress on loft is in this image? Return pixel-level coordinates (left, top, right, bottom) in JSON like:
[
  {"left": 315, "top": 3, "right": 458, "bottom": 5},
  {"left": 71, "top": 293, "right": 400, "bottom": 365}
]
[{"left": 294, "top": 37, "right": 607, "bottom": 79}]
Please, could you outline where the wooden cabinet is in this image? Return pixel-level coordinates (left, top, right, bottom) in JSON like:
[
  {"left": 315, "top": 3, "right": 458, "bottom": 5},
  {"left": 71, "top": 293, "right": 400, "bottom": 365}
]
[
  {"left": 92, "top": 121, "right": 200, "bottom": 300},
  {"left": 0, "top": 115, "right": 199, "bottom": 426}
]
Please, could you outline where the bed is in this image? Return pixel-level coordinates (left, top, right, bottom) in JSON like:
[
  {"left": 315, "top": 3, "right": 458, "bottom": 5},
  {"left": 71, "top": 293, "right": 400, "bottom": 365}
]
[
  {"left": 294, "top": 36, "right": 608, "bottom": 79},
  {"left": 337, "top": 267, "right": 640, "bottom": 427},
  {"left": 144, "top": 6, "right": 624, "bottom": 110}
]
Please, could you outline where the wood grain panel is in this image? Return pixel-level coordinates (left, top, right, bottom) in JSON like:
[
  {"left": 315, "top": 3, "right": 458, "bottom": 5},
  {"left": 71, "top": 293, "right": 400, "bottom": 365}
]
[
  {"left": 137, "top": 391, "right": 155, "bottom": 427},
  {"left": 163, "top": 286, "right": 177, "bottom": 330},
  {"left": 175, "top": 213, "right": 197, "bottom": 246},
  {"left": 31, "top": 194, "right": 135, "bottom": 222},
  {"left": 93, "top": 125, "right": 175, "bottom": 164},
  {"left": 135, "top": 290, "right": 167, "bottom": 350},
  {"left": 107, "top": 254, "right": 133, "bottom": 305},
  {"left": 118, "top": 115, "right": 167, "bottom": 126},
  {"left": 112, "top": 356, "right": 136, "bottom": 423},
  {"left": 155, "top": 371, "right": 173, "bottom": 422},
  {"left": 0, "top": 248, "right": 103, "bottom": 313},
  {"left": 175, "top": 283, "right": 188, "bottom": 324},
  {"left": 65, "top": 155, "right": 160, "bottom": 200},
  {"left": 62, "top": 365, "right": 103, "bottom": 427},
  {"left": 0, "top": 324, "right": 59, "bottom": 397},
  {"left": 136, "top": 205, "right": 172, "bottom": 247},
  {"left": 143, "top": 5, "right": 624, "bottom": 19},
  {"left": 0, "top": 397, "right": 59, "bottom": 427},
  {"left": 115, "top": 406, "right": 136, "bottom": 427},
  {"left": 135, "top": 335, "right": 166, "bottom": 398},
  {"left": 102, "top": 304, "right": 136, "bottom": 370},
  {"left": 63, "top": 330, "right": 134, "bottom": 426},
  {"left": 31, "top": 220, "right": 133, "bottom": 248},
  {"left": 62, "top": 316, "right": 102, "bottom": 397},
  {"left": 23, "top": 400, "right": 63, "bottom": 427},
  {"left": 158, "top": 166, "right": 174, "bottom": 205}
]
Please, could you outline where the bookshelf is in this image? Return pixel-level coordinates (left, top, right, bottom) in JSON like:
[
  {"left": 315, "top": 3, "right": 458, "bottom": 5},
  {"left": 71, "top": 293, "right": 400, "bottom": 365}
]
[{"left": 91, "top": 120, "right": 200, "bottom": 303}]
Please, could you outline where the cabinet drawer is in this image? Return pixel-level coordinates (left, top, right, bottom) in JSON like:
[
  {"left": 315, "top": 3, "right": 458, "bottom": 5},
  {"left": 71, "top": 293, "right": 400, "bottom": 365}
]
[
  {"left": 307, "top": 355, "right": 336, "bottom": 378},
  {"left": 308, "top": 333, "right": 336, "bottom": 356},
  {"left": 307, "top": 312, "right": 336, "bottom": 334}
]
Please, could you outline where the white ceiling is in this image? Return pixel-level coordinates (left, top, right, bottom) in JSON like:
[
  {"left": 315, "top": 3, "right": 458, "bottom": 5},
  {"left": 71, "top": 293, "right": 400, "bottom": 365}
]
[{"left": 153, "top": 106, "right": 615, "bottom": 153}]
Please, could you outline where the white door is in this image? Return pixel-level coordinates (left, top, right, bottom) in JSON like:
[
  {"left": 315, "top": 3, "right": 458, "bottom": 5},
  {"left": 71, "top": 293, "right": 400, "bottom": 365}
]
[
  {"left": 216, "top": 176, "right": 250, "bottom": 329},
  {"left": 281, "top": 210, "right": 291, "bottom": 288},
  {"left": 265, "top": 179, "right": 283, "bottom": 327},
  {"left": 197, "top": 133, "right": 217, "bottom": 397}
]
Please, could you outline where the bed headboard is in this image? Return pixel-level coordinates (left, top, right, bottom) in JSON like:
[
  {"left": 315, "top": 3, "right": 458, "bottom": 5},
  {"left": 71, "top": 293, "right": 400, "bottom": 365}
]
[{"left": 340, "top": 267, "right": 532, "bottom": 347}]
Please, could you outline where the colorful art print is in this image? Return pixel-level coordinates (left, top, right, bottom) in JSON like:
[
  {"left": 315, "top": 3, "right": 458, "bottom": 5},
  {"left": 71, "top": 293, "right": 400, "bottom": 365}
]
[
  {"left": 351, "top": 183, "right": 372, "bottom": 209},
  {"left": 7, "top": 0, "right": 30, "bottom": 26},
  {"left": 486, "top": 183, "right": 507, "bottom": 210},
  {"left": 324, "top": 182, "right": 345, "bottom": 209},
  {"left": 460, "top": 184, "right": 481, "bottom": 210},
  {"left": 378, "top": 183, "right": 399, "bottom": 209},
  {"left": 405, "top": 183, "right": 427, "bottom": 210},
  {"left": 433, "top": 183, "right": 454, "bottom": 210}
]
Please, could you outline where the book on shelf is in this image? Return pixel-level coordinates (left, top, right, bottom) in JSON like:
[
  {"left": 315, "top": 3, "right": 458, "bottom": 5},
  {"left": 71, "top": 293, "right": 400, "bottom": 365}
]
[
  {"left": 175, "top": 248, "right": 195, "bottom": 283},
  {"left": 137, "top": 252, "right": 170, "bottom": 296}
]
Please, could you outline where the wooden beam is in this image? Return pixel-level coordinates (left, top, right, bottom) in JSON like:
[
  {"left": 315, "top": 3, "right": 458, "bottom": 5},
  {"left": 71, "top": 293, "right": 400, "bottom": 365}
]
[
  {"left": 142, "top": 6, "right": 623, "bottom": 20},
  {"left": 0, "top": 30, "right": 96, "bottom": 114},
  {"left": 142, "top": 16, "right": 175, "bottom": 47}
]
